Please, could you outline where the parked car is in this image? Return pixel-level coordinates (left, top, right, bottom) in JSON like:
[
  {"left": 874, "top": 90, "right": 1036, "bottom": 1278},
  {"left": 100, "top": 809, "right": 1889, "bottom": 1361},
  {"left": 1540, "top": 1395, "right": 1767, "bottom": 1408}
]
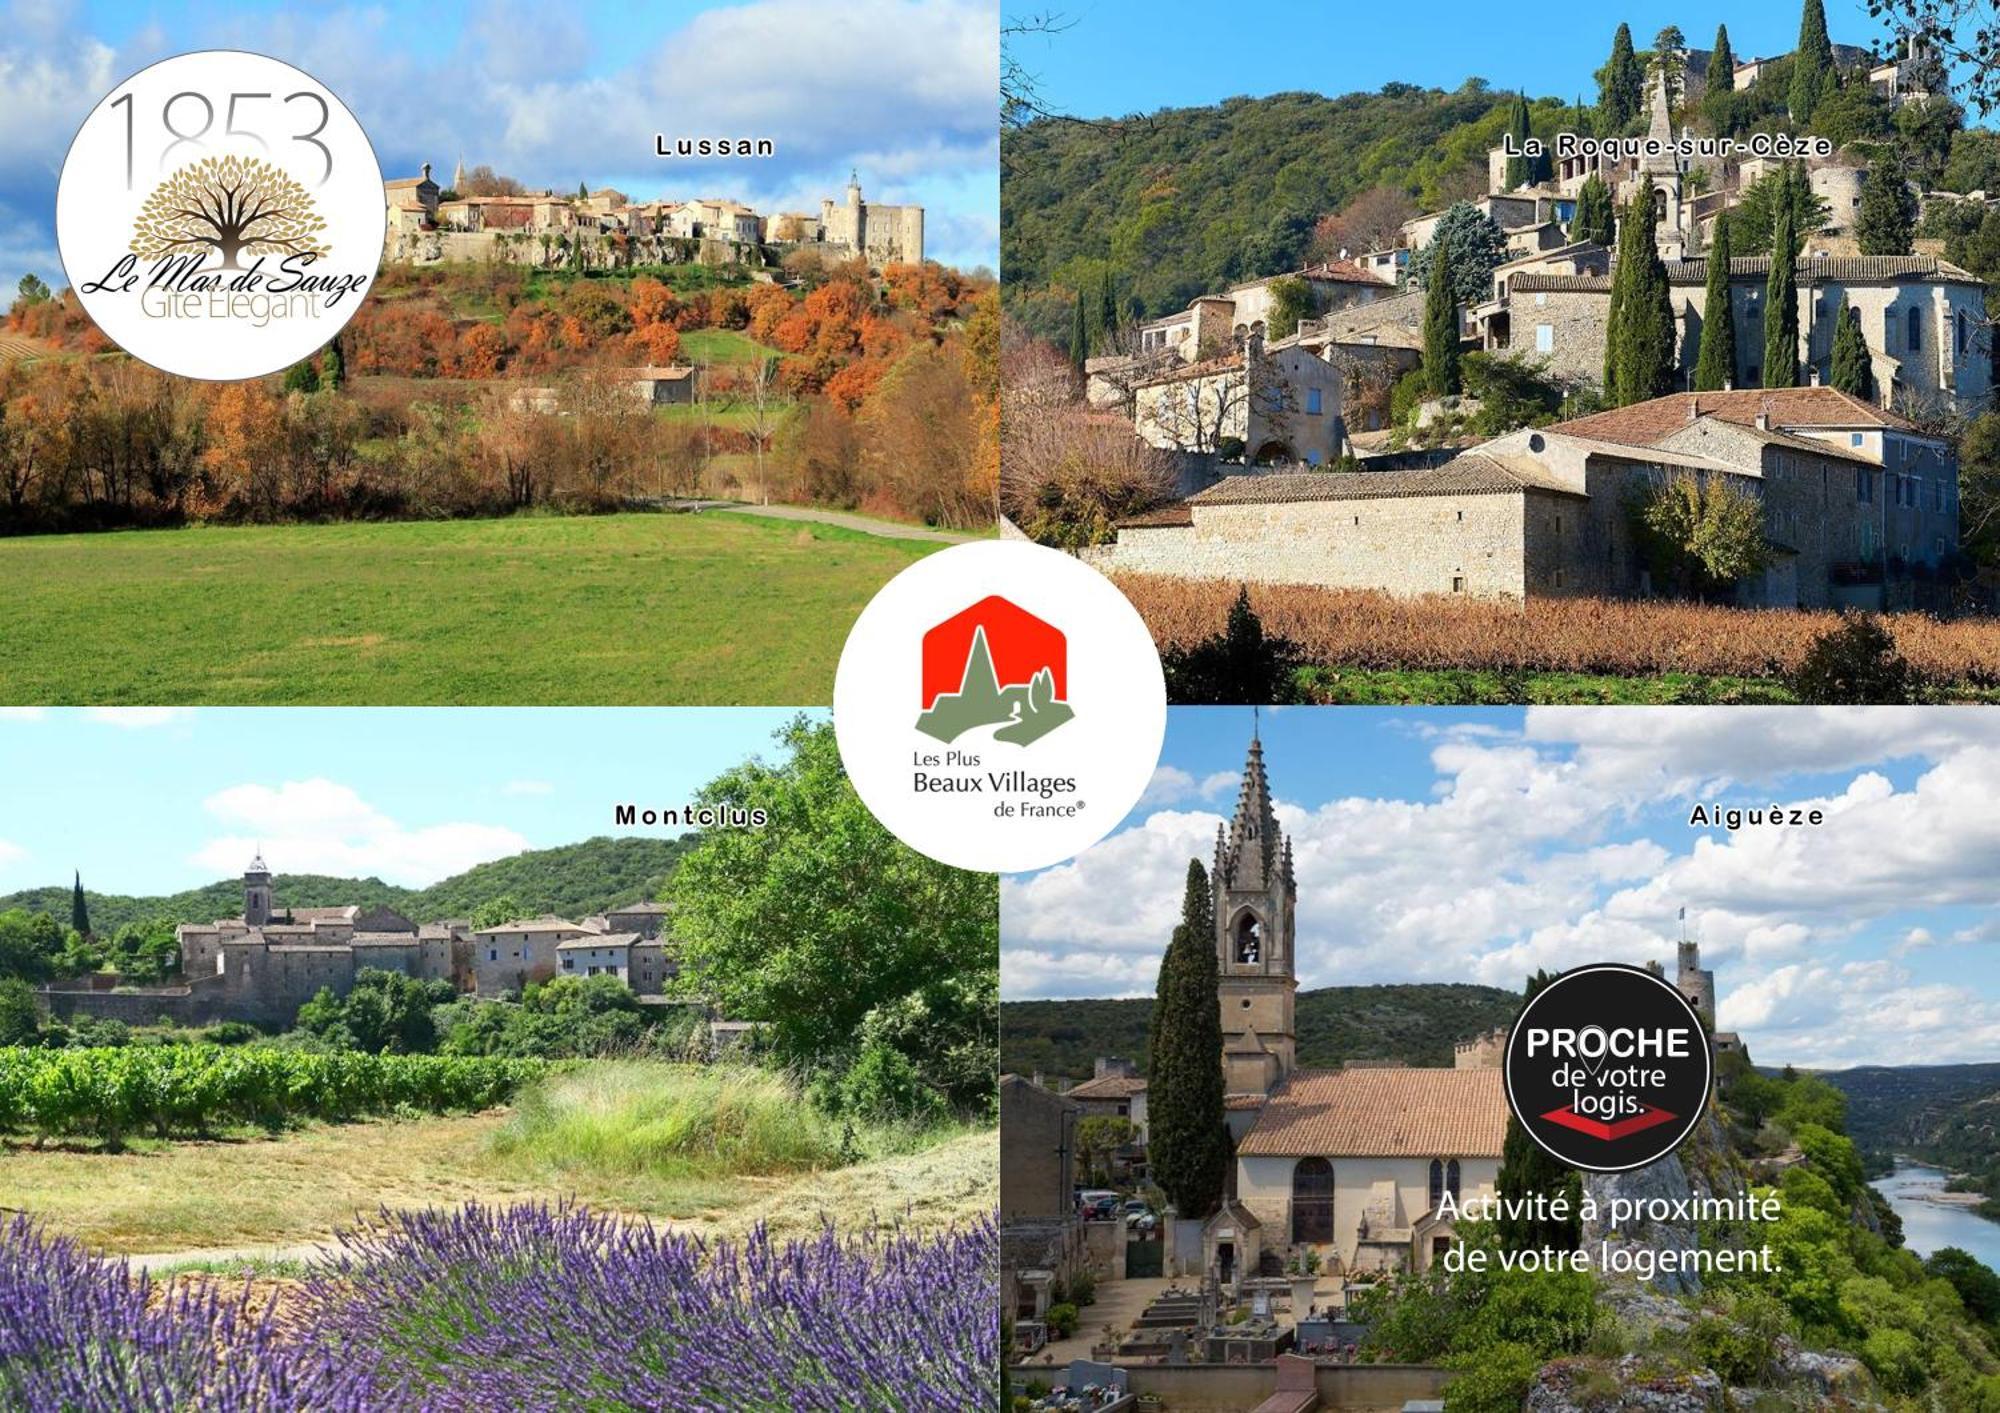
[{"left": 1076, "top": 1189, "right": 1119, "bottom": 1219}]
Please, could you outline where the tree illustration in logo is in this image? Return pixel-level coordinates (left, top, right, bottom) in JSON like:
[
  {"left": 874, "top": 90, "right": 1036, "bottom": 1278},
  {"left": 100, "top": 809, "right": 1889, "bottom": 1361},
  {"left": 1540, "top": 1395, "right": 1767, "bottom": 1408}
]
[{"left": 129, "top": 155, "right": 331, "bottom": 271}]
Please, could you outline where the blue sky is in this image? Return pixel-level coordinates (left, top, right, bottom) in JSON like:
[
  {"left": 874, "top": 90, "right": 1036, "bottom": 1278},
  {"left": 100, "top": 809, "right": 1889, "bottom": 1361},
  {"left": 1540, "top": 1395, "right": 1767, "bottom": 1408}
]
[
  {"left": 1004, "top": 0, "right": 1937, "bottom": 121},
  {"left": 0, "top": 0, "right": 999, "bottom": 294},
  {"left": 1002, "top": 707, "right": 2000, "bottom": 1069},
  {"left": 0, "top": 707, "right": 817, "bottom": 895}
]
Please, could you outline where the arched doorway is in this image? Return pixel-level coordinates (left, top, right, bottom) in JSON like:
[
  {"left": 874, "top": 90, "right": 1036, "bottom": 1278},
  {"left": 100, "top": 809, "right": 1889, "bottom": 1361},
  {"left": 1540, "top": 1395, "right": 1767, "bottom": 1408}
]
[
  {"left": 1251, "top": 440, "right": 1294, "bottom": 465},
  {"left": 1293, "top": 1157, "right": 1335, "bottom": 1244}
]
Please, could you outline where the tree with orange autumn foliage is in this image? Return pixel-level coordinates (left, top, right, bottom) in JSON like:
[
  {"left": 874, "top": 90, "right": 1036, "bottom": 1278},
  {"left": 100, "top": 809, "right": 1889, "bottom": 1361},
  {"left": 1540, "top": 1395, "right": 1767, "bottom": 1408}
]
[
  {"left": 627, "top": 277, "right": 678, "bottom": 329},
  {"left": 626, "top": 322, "right": 683, "bottom": 365},
  {"left": 198, "top": 381, "right": 287, "bottom": 518}
]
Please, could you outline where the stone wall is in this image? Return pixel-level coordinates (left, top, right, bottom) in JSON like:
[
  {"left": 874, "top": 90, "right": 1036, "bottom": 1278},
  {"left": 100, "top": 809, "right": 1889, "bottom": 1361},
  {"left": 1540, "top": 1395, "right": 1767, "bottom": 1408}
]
[
  {"left": 1005, "top": 1362, "right": 1450, "bottom": 1411},
  {"left": 1092, "top": 493, "right": 1532, "bottom": 599},
  {"left": 1236, "top": 1153, "right": 1500, "bottom": 1268}
]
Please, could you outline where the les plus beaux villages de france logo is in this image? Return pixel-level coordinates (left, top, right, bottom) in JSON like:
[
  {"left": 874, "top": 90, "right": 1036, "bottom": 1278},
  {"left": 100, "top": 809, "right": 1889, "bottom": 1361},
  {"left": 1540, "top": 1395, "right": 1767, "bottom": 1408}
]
[
  {"left": 56, "top": 51, "right": 384, "bottom": 382},
  {"left": 835, "top": 543, "right": 1165, "bottom": 874}
]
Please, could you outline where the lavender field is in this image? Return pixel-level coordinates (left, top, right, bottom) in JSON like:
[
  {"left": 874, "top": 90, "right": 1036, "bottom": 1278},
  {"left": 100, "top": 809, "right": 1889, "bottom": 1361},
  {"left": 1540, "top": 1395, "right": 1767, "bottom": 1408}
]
[{"left": 0, "top": 1204, "right": 998, "bottom": 1411}]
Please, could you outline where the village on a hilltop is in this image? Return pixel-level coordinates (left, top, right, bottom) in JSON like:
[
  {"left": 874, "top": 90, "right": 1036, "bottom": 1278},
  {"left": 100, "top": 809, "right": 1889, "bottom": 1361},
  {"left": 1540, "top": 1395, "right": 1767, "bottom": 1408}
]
[
  {"left": 384, "top": 161, "right": 923, "bottom": 271},
  {"left": 1027, "top": 9, "right": 2000, "bottom": 617}
]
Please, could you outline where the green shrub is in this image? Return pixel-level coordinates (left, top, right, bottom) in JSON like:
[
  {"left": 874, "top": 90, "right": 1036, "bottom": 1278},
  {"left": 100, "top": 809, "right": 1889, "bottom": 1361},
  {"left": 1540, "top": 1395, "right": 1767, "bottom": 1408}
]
[
  {"left": 1861, "top": 1326, "right": 1928, "bottom": 1393},
  {"left": 1441, "top": 1341, "right": 1543, "bottom": 1413},
  {"left": 1045, "top": 1302, "right": 1079, "bottom": 1339}
]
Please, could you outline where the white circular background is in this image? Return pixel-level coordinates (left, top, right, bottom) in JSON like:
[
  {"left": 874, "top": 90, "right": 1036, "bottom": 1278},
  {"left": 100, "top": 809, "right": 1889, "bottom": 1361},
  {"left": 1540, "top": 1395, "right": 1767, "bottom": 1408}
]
[
  {"left": 834, "top": 541, "right": 1167, "bottom": 874},
  {"left": 56, "top": 50, "right": 384, "bottom": 381}
]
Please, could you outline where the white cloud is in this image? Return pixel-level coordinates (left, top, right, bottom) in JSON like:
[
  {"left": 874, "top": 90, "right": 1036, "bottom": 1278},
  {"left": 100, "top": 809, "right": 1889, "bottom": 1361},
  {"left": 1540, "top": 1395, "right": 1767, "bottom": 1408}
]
[
  {"left": 1137, "top": 765, "right": 1240, "bottom": 808},
  {"left": 85, "top": 707, "right": 191, "bottom": 729},
  {"left": 191, "top": 778, "right": 529, "bottom": 887},
  {"left": 503, "top": 779, "right": 554, "bottom": 797},
  {"left": 1005, "top": 711, "right": 2000, "bottom": 1068}
]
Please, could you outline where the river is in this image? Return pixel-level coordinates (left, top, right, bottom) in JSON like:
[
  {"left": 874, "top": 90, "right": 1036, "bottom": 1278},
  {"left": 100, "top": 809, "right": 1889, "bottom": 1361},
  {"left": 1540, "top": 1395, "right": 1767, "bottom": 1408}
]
[{"left": 1870, "top": 1163, "right": 2000, "bottom": 1269}]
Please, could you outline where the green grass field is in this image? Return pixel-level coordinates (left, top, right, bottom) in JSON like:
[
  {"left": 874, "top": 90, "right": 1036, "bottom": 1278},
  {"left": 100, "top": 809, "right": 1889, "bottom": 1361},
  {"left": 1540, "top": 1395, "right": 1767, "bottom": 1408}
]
[
  {"left": 0, "top": 511, "right": 938, "bottom": 704},
  {"left": 678, "top": 328, "right": 776, "bottom": 363}
]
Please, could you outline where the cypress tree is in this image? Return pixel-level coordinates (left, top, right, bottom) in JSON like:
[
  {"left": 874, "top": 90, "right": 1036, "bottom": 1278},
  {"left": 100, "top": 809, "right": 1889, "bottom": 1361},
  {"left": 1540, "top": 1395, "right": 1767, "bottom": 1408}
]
[
  {"left": 1504, "top": 92, "right": 1533, "bottom": 190},
  {"left": 1068, "top": 289, "right": 1088, "bottom": 371},
  {"left": 1495, "top": 975, "right": 1583, "bottom": 1252},
  {"left": 1149, "top": 860, "right": 1229, "bottom": 1221},
  {"left": 1855, "top": 149, "right": 1917, "bottom": 256},
  {"left": 1098, "top": 268, "right": 1120, "bottom": 347},
  {"left": 1765, "top": 199, "right": 1800, "bottom": 387},
  {"left": 319, "top": 337, "right": 345, "bottom": 390},
  {"left": 1422, "top": 240, "right": 1460, "bottom": 396},
  {"left": 1693, "top": 215, "right": 1736, "bottom": 391},
  {"left": 1790, "top": 0, "right": 1834, "bottom": 126},
  {"left": 1831, "top": 298, "right": 1873, "bottom": 397},
  {"left": 1711, "top": 25, "right": 1736, "bottom": 94},
  {"left": 70, "top": 872, "right": 90, "bottom": 938},
  {"left": 1574, "top": 172, "right": 1615, "bottom": 247},
  {"left": 1601, "top": 24, "right": 1645, "bottom": 130},
  {"left": 1606, "top": 193, "right": 1677, "bottom": 404}
]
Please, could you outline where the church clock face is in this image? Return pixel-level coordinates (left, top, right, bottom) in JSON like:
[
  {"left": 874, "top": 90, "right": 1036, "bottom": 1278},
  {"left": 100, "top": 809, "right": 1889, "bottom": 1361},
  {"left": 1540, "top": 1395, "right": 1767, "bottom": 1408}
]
[{"left": 1503, "top": 963, "right": 1713, "bottom": 1172}]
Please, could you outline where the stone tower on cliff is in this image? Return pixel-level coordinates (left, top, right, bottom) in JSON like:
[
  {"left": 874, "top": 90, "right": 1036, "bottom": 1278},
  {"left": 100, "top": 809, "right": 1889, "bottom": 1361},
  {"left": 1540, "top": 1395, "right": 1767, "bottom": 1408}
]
[{"left": 1213, "top": 724, "right": 1298, "bottom": 1104}]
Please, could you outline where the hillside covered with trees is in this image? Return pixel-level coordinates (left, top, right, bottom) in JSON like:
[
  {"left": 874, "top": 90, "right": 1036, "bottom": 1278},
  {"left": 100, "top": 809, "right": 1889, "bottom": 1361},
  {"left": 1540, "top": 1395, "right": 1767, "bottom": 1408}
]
[
  {"left": 1000, "top": 980, "right": 1518, "bottom": 1081},
  {"left": 1, "top": 836, "right": 689, "bottom": 940},
  {"left": 3, "top": 252, "right": 997, "bottom": 533}
]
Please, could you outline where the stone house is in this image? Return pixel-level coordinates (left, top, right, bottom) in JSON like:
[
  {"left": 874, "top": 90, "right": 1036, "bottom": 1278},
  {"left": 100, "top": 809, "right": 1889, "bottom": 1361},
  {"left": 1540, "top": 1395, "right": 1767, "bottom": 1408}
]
[
  {"left": 470, "top": 917, "right": 587, "bottom": 995},
  {"left": 628, "top": 366, "right": 699, "bottom": 406},
  {"left": 1084, "top": 386, "right": 1957, "bottom": 608},
  {"left": 1131, "top": 334, "right": 1347, "bottom": 465},
  {"left": 1063, "top": 1057, "right": 1150, "bottom": 1139},
  {"left": 1478, "top": 255, "right": 1990, "bottom": 411},
  {"left": 1000, "top": 1074, "right": 1086, "bottom": 1324},
  {"left": 1132, "top": 262, "right": 1397, "bottom": 361},
  {"left": 817, "top": 174, "right": 925, "bottom": 267},
  {"left": 557, "top": 931, "right": 642, "bottom": 980}
]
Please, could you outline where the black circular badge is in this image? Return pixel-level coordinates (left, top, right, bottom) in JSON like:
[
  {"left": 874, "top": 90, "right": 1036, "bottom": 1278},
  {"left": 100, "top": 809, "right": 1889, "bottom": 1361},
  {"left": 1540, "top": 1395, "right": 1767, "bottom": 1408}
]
[{"left": 1503, "top": 963, "right": 1713, "bottom": 1172}]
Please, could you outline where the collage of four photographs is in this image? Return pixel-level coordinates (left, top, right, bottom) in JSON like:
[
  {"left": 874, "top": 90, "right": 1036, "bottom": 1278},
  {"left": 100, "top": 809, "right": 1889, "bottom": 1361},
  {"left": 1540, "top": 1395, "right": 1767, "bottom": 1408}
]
[{"left": 2, "top": 0, "right": 2000, "bottom": 1409}]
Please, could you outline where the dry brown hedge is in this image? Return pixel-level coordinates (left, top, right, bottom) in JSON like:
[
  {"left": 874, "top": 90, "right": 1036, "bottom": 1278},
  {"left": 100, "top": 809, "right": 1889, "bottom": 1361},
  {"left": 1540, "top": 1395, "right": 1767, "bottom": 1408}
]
[{"left": 1110, "top": 574, "right": 2000, "bottom": 686}]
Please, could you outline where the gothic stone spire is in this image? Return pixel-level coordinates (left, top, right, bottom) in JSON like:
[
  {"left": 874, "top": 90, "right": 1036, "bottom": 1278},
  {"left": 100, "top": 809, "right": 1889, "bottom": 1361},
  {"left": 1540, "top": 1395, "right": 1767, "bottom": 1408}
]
[{"left": 1223, "top": 731, "right": 1283, "bottom": 891}]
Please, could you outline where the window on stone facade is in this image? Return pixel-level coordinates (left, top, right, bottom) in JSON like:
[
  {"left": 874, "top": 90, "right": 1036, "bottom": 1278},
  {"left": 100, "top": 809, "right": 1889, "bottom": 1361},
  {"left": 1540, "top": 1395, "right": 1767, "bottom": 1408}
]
[
  {"left": 1306, "top": 387, "right": 1323, "bottom": 415},
  {"left": 1857, "top": 469, "right": 1872, "bottom": 504},
  {"left": 1451, "top": 575, "right": 1466, "bottom": 593},
  {"left": 1851, "top": 432, "right": 1864, "bottom": 448},
  {"left": 1958, "top": 310, "right": 1969, "bottom": 355},
  {"left": 1293, "top": 1159, "right": 1335, "bottom": 1244},
  {"left": 1535, "top": 324, "right": 1553, "bottom": 353},
  {"left": 1908, "top": 306, "right": 1922, "bottom": 352},
  {"left": 1234, "top": 913, "right": 1263, "bottom": 964}
]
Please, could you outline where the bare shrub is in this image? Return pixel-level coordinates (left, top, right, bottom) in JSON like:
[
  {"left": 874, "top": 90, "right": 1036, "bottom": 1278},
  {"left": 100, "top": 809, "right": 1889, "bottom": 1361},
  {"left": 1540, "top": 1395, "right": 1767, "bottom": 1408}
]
[{"left": 1113, "top": 574, "right": 2000, "bottom": 687}]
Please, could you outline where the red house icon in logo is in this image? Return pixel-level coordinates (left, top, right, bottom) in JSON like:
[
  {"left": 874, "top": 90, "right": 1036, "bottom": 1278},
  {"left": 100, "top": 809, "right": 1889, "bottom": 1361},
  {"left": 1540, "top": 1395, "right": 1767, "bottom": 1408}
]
[{"left": 916, "top": 596, "right": 1075, "bottom": 747}]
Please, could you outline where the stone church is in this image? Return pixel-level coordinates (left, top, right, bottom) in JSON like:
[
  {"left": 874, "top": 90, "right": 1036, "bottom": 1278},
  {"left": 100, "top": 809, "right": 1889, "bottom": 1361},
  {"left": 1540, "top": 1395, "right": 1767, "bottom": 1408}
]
[{"left": 1195, "top": 731, "right": 1510, "bottom": 1285}]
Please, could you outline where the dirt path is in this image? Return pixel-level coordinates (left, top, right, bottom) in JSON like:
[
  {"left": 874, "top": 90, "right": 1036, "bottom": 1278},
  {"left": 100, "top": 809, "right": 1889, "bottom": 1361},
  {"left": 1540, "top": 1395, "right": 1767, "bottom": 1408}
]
[
  {"left": 655, "top": 499, "right": 980, "bottom": 543},
  {"left": 126, "top": 1240, "right": 342, "bottom": 1273}
]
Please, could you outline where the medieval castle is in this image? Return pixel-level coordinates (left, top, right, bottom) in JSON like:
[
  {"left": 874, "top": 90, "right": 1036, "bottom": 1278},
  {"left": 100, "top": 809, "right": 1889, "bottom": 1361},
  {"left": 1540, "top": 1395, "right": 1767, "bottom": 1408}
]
[
  {"left": 384, "top": 163, "right": 923, "bottom": 270},
  {"left": 39, "top": 855, "right": 678, "bottom": 1030}
]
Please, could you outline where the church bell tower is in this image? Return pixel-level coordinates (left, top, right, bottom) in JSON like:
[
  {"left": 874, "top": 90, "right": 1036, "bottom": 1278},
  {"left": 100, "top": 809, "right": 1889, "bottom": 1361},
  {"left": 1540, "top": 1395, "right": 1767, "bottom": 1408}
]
[
  {"left": 244, "top": 852, "right": 273, "bottom": 928},
  {"left": 1213, "top": 724, "right": 1298, "bottom": 1104}
]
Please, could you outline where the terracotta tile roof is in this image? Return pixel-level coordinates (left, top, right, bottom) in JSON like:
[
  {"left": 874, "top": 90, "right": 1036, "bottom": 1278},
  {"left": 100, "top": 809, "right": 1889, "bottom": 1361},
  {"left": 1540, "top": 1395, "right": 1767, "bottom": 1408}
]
[
  {"left": 1236, "top": 1066, "right": 1508, "bottom": 1158},
  {"left": 608, "top": 901, "right": 670, "bottom": 915},
  {"left": 289, "top": 906, "right": 360, "bottom": 923},
  {"left": 1225, "top": 1094, "right": 1268, "bottom": 1110},
  {"left": 1063, "top": 1074, "right": 1148, "bottom": 1100},
  {"left": 1183, "top": 454, "right": 1585, "bottom": 506},
  {"left": 350, "top": 932, "right": 420, "bottom": 945},
  {"left": 1554, "top": 388, "right": 1913, "bottom": 446},
  {"left": 1295, "top": 260, "right": 1395, "bottom": 286}
]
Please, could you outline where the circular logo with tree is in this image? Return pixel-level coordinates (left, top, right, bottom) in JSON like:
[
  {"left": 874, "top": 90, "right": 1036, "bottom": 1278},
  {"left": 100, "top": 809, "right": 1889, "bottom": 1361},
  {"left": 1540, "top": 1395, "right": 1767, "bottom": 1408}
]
[{"left": 55, "top": 51, "right": 384, "bottom": 381}]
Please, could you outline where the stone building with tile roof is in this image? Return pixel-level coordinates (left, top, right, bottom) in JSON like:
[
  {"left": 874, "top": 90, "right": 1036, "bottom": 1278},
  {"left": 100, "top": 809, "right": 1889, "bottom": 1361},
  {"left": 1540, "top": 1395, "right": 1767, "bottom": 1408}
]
[
  {"left": 1081, "top": 386, "right": 1959, "bottom": 608},
  {"left": 1199, "top": 733, "right": 1510, "bottom": 1278},
  {"left": 1475, "top": 253, "right": 1991, "bottom": 410},
  {"left": 42, "top": 856, "right": 678, "bottom": 1029}
]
